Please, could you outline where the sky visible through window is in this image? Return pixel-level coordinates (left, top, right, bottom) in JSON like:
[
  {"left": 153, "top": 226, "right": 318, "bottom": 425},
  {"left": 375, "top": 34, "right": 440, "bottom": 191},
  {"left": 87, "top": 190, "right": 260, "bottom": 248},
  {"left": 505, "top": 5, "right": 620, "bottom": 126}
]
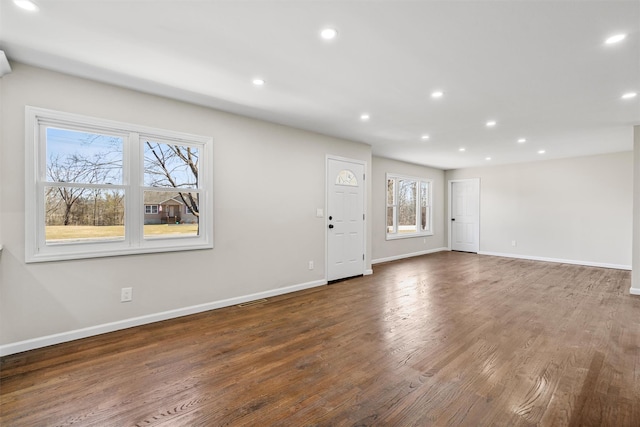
[
  {"left": 46, "top": 127, "right": 123, "bottom": 185},
  {"left": 143, "top": 140, "right": 199, "bottom": 189}
]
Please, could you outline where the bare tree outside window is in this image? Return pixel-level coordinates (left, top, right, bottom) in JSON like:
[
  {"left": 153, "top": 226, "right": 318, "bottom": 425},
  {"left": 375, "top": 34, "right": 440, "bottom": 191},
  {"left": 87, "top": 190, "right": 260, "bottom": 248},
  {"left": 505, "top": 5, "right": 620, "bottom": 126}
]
[{"left": 397, "top": 179, "right": 417, "bottom": 233}]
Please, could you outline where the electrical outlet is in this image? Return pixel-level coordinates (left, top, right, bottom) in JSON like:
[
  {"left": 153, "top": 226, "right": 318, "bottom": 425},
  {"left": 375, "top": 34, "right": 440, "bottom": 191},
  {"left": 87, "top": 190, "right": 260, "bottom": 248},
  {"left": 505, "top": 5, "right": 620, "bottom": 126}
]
[
  {"left": 308, "top": 261, "right": 314, "bottom": 270},
  {"left": 511, "top": 240, "right": 517, "bottom": 247},
  {"left": 121, "top": 287, "right": 132, "bottom": 302}
]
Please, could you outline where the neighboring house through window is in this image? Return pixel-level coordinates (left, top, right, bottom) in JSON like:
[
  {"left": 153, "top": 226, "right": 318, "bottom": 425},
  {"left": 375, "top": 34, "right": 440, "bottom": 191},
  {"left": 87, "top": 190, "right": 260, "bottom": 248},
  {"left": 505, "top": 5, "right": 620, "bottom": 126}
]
[{"left": 25, "top": 106, "right": 214, "bottom": 262}]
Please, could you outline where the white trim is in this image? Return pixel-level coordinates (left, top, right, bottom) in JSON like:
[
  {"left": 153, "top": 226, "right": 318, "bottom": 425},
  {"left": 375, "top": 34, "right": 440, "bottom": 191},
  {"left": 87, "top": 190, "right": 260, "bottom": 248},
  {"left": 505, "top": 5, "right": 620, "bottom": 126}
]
[
  {"left": 630, "top": 287, "right": 640, "bottom": 296},
  {"left": 364, "top": 268, "right": 374, "bottom": 275},
  {"left": 0, "top": 279, "right": 327, "bottom": 357},
  {"left": 479, "top": 251, "right": 631, "bottom": 271},
  {"left": 372, "top": 247, "right": 449, "bottom": 264}
]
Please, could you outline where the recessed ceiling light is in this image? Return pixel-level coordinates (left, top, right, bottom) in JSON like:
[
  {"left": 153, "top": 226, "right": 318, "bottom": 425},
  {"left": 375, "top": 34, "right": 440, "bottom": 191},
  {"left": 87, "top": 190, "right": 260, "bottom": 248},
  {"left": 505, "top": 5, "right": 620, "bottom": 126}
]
[
  {"left": 621, "top": 92, "right": 637, "bottom": 99},
  {"left": 431, "top": 91, "right": 444, "bottom": 98},
  {"left": 360, "top": 113, "right": 370, "bottom": 121},
  {"left": 605, "top": 34, "right": 626, "bottom": 44},
  {"left": 13, "top": 0, "right": 39, "bottom": 11},
  {"left": 320, "top": 28, "right": 338, "bottom": 40},
  {"left": 486, "top": 120, "right": 497, "bottom": 127},
  {"left": 517, "top": 138, "right": 526, "bottom": 143},
  {"left": 459, "top": 148, "right": 466, "bottom": 152},
  {"left": 252, "top": 78, "right": 265, "bottom": 86},
  {"left": 538, "top": 150, "right": 546, "bottom": 154},
  {"left": 485, "top": 157, "right": 492, "bottom": 161},
  {"left": 421, "top": 134, "right": 430, "bottom": 140}
]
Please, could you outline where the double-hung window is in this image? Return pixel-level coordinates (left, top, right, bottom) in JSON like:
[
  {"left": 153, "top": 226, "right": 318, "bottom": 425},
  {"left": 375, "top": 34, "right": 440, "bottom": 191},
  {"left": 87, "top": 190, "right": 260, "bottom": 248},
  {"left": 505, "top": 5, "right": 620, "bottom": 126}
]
[
  {"left": 386, "top": 173, "right": 433, "bottom": 239},
  {"left": 25, "top": 107, "right": 213, "bottom": 262}
]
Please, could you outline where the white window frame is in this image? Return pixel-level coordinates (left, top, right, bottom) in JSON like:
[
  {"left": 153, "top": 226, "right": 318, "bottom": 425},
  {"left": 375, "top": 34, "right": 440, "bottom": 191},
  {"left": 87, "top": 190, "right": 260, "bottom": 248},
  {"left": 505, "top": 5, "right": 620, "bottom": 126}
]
[
  {"left": 25, "top": 106, "right": 214, "bottom": 263},
  {"left": 386, "top": 173, "right": 433, "bottom": 240},
  {"left": 145, "top": 205, "right": 159, "bottom": 214}
]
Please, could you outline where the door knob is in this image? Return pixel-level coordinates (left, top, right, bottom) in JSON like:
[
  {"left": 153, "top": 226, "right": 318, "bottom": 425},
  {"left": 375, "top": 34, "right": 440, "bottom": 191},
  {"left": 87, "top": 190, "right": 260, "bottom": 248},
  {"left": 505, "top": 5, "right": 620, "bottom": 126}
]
[{"left": 328, "top": 224, "right": 334, "bottom": 229}]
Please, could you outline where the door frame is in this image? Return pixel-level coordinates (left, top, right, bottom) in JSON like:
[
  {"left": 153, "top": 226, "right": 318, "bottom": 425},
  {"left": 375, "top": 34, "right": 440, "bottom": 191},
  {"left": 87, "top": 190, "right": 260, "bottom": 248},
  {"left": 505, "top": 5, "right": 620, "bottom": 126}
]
[
  {"left": 325, "top": 155, "right": 368, "bottom": 281},
  {"left": 448, "top": 178, "right": 480, "bottom": 252}
]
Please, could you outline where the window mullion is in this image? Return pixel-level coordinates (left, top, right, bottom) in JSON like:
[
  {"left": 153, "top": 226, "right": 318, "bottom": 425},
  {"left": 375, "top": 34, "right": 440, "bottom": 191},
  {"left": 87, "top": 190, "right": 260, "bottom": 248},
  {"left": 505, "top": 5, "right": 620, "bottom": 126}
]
[
  {"left": 393, "top": 178, "right": 398, "bottom": 234},
  {"left": 127, "top": 132, "right": 141, "bottom": 246},
  {"left": 416, "top": 180, "right": 420, "bottom": 232}
]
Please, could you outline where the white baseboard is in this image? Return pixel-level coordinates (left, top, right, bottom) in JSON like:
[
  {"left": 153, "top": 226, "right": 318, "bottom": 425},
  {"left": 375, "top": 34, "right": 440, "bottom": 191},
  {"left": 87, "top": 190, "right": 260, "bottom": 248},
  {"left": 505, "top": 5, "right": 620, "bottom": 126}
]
[
  {"left": 630, "top": 287, "right": 640, "bottom": 296},
  {"left": 364, "top": 269, "right": 374, "bottom": 275},
  {"left": 478, "top": 251, "right": 632, "bottom": 271},
  {"left": 372, "top": 247, "right": 449, "bottom": 265},
  {"left": 0, "top": 279, "right": 327, "bottom": 357}
]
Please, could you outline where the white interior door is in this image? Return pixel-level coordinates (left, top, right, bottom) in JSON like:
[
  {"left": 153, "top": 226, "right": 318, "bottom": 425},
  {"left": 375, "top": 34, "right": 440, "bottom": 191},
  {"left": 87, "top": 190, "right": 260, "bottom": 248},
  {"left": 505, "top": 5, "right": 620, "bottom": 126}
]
[
  {"left": 327, "top": 158, "right": 365, "bottom": 281},
  {"left": 450, "top": 179, "right": 479, "bottom": 253}
]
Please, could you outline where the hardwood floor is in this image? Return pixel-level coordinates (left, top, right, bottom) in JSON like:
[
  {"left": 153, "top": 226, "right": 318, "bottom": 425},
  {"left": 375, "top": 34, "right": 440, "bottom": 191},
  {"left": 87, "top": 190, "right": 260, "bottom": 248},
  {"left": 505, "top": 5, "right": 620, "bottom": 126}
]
[{"left": 1, "top": 252, "right": 639, "bottom": 426}]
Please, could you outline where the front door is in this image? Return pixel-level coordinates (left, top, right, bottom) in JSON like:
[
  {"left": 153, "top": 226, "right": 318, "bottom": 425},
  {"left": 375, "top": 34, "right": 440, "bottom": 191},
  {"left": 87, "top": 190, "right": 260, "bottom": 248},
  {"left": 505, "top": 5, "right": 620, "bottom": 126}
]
[
  {"left": 327, "top": 158, "right": 365, "bottom": 281},
  {"left": 450, "top": 179, "right": 480, "bottom": 253}
]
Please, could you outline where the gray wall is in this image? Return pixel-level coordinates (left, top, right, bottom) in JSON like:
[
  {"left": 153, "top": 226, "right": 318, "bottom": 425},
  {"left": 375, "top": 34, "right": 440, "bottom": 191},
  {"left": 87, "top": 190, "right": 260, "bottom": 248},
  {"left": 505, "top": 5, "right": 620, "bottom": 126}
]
[
  {"left": 446, "top": 152, "right": 634, "bottom": 268},
  {"left": 0, "top": 63, "right": 372, "bottom": 351},
  {"left": 371, "top": 156, "right": 447, "bottom": 263}
]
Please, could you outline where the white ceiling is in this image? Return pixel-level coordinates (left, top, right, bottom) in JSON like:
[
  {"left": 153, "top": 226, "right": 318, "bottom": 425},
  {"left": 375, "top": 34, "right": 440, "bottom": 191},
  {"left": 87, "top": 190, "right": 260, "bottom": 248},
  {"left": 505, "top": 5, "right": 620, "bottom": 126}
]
[{"left": 1, "top": 0, "right": 639, "bottom": 169}]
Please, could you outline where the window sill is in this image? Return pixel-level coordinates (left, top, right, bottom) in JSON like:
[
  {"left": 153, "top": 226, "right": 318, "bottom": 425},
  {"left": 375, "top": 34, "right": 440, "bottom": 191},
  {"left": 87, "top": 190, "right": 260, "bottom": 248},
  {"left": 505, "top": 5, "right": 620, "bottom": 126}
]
[
  {"left": 386, "top": 232, "right": 434, "bottom": 241},
  {"left": 26, "top": 242, "right": 213, "bottom": 263}
]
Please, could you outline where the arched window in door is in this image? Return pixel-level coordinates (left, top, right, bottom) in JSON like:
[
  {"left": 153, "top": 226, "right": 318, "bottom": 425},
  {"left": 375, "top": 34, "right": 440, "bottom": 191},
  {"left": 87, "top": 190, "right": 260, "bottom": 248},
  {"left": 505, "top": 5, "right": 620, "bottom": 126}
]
[{"left": 336, "top": 169, "right": 358, "bottom": 186}]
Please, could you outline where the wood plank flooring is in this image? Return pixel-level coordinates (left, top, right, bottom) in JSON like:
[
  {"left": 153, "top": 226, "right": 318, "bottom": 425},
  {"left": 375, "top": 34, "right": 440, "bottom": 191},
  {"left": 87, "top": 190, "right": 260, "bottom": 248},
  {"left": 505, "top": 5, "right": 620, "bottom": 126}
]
[{"left": 1, "top": 251, "right": 639, "bottom": 426}]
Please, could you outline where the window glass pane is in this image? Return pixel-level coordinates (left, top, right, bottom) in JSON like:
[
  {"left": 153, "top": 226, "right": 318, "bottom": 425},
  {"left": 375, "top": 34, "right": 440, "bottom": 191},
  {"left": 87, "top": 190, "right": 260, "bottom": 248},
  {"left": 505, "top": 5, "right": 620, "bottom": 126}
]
[
  {"left": 387, "top": 178, "right": 395, "bottom": 205},
  {"left": 144, "top": 140, "right": 199, "bottom": 189},
  {"left": 46, "top": 127, "right": 123, "bottom": 185},
  {"left": 45, "top": 186, "right": 125, "bottom": 243},
  {"left": 398, "top": 179, "right": 417, "bottom": 233},
  {"left": 387, "top": 206, "right": 394, "bottom": 233},
  {"left": 421, "top": 182, "right": 429, "bottom": 231},
  {"left": 421, "top": 206, "right": 430, "bottom": 232},
  {"left": 143, "top": 190, "right": 199, "bottom": 238}
]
